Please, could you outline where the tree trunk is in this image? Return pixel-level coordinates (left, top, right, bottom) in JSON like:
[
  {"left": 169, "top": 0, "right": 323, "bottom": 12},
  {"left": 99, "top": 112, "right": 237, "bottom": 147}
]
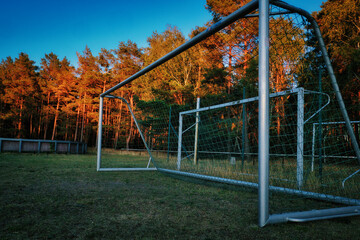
[
  {"left": 65, "top": 112, "right": 69, "bottom": 140},
  {"left": 80, "top": 95, "right": 86, "bottom": 143},
  {"left": 18, "top": 98, "right": 23, "bottom": 138},
  {"left": 197, "top": 66, "right": 202, "bottom": 92},
  {"left": 126, "top": 96, "right": 134, "bottom": 150},
  {"left": 44, "top": 92, "right": 50, "bottom": 139},
  {"left": 244, "top": 105, "right": 250, "bottom": 162},
  {"left": 30, "top": 114, "right": 33, "bottom": 138},
  {"left": 104, "top": 100, "right": 109, "bottom": 141},
  {"left": 114, "top": 93, "right": 124, "bottom": 149},
  {"left": 74, "top": 100, "right": 81, "bottom": 141},
  {"left": 227, "top": 47, "right": 233, "bottom": 94},
  {"left": 226, "top": 47, "right": 233, "bottom": 159},
  {"left": 38, "top": 112, "right": 42, "bottom": 137},
  {"left": 355, "top": 122, "right": 360, "bottom": 147},
  {"left": 51, "top": 96, "right": 60, "bottom": 140}
]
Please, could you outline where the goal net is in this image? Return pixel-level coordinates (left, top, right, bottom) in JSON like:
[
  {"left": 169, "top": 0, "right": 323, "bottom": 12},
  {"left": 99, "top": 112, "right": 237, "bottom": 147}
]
[{"left": 97, "top": 0, "right": 360, "bottom": 226}]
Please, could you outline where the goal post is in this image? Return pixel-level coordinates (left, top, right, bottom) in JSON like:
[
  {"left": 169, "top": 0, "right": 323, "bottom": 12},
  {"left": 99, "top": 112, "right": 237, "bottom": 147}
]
[
  {"left": 296, "top": 87, "right": 304, "bottom": 189},
  {"left": 258, "top": 0, "right": 270, "bottom": 226},
  {"left": 96, "top": 0, "right": 360, "bottom": 226}
]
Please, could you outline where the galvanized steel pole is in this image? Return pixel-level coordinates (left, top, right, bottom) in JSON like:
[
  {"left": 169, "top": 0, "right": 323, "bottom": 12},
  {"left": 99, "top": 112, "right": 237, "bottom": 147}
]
[
  {"left": 258, "top": 0, "right": 270, "bottom": 227},
  {"left": 194, "top": 98, "right": 200, "bottom": 164},
  {"left": 177, "top": 114, "right": 184, "bottom": 170},
  {"left": 297, "top": 88, "right": 304, "bottom": 189}
]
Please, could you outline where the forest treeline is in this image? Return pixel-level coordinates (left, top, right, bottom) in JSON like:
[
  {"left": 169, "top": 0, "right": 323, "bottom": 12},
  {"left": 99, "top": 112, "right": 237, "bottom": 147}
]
[{"left": 0, "top": 0, "right": 359, "bottom": 148}]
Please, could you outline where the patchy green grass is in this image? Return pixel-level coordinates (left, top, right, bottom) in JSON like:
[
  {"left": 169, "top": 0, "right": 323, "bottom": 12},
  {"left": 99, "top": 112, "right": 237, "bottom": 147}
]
[{"left": 1, "top": 152, "right": 359, "bottom": 239}]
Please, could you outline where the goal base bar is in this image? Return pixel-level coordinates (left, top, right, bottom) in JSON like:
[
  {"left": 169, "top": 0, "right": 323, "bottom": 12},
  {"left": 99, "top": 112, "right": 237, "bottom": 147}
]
[
  {"left": 97, "top": 168, "right": 157, "bottom": 172},
  {"left": 158, "top": 168, "right": 360, "bottom": 225},
  {"left": 267, "top": 206, "right": 360, "bottom": 224},
  {"left": 158, "top": 168, "right": 360, "bottom": 205}
]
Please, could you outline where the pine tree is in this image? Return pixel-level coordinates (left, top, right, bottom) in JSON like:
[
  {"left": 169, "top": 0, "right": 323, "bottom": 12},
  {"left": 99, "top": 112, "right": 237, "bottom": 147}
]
[{"left": 2, "top": 53, "right": 39, "bottom": 138}]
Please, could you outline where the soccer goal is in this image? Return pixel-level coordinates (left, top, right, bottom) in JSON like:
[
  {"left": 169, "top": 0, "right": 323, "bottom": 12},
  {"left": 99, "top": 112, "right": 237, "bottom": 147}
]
[{"left": 97, "top": 0, "right": 360, "bottom": 226}]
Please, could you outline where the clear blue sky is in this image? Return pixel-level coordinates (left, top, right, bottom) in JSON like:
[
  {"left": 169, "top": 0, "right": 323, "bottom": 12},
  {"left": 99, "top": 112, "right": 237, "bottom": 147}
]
[{"left": 0, "top": 0, "right": 325, "bottom": 67}]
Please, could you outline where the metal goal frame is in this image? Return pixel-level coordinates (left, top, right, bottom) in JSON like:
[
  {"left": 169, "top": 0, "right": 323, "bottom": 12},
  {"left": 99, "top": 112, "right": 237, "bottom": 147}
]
[{"left": 97, "top": 0, "right": 360, "bottom": 226}]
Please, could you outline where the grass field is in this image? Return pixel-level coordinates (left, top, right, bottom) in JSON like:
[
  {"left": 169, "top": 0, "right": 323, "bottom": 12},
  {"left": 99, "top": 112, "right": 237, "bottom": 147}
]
[{"left": 1, "top": 152, "right": 360, "bottom": 239}]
